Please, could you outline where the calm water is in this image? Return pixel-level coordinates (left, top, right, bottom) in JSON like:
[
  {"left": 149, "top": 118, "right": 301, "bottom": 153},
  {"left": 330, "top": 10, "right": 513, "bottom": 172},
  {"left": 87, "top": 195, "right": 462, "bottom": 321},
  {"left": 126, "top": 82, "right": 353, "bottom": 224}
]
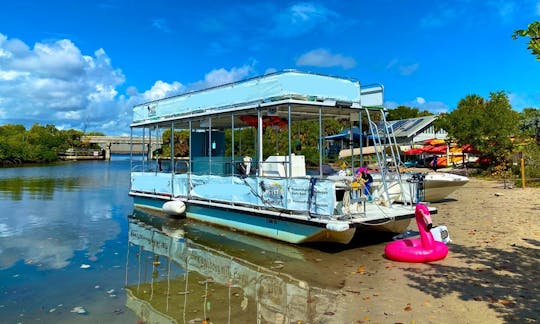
[{"left": 0, "top": 158, "right": 348, "bottom": 323}]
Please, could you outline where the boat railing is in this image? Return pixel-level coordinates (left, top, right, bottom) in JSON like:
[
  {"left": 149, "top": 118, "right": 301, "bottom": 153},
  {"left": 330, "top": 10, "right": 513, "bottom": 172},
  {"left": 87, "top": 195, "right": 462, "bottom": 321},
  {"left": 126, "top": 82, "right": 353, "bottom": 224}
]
[{"left": 131, "top": 158, "right": 190, "bottom": 174}]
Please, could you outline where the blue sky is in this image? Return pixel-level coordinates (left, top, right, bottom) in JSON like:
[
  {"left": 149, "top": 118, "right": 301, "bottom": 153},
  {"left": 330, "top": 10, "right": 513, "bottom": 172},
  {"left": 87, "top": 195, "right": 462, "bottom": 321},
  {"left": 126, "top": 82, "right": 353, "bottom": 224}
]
[{"left": 0, "top": 0, "right": 539, "bottom": 135}]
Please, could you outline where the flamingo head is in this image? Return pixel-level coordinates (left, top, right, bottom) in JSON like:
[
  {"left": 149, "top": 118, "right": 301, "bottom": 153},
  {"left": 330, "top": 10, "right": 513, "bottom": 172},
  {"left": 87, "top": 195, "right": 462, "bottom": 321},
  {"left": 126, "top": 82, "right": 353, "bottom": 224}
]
[
  {"left": 416, "top": 204, "right": 433, "bottom": 231},
  {"left": 424, "top": 213, "right": 433, "bottom": 230}
]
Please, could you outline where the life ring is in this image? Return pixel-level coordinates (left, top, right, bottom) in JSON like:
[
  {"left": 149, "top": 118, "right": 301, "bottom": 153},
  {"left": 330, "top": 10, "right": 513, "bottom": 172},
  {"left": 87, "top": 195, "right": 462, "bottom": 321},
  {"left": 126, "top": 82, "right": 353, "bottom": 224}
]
[{"left": 384, "top": 204, "right": 448, "bottom": 262}]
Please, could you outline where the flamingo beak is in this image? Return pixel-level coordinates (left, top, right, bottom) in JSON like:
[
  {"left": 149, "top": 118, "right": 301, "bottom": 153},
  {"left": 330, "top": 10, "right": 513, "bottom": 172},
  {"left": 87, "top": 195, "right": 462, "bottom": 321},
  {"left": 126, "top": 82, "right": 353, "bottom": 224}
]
[{"left": 423, "top": 213, "right": 433, "bottom": 231}]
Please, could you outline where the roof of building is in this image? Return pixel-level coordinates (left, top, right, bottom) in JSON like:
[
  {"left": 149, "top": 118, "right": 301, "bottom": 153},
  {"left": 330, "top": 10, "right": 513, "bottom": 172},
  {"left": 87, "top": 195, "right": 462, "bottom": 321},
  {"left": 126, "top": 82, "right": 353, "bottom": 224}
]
[{"left": 387, "top": 115, "right": 438, "bottom": 138}]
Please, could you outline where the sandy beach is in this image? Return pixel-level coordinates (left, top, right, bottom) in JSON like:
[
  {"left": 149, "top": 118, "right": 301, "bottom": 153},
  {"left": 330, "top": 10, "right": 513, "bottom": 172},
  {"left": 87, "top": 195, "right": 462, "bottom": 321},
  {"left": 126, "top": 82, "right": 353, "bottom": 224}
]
[{"left": 324, "top": 178, "right": 540, "bottom": 323}]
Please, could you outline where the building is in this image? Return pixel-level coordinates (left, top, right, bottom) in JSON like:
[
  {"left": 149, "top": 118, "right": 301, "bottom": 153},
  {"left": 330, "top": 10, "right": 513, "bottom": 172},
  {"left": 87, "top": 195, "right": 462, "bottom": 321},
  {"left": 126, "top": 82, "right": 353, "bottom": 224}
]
[{"left": 387, "top": 115, "right": 447, "bottom": 147}]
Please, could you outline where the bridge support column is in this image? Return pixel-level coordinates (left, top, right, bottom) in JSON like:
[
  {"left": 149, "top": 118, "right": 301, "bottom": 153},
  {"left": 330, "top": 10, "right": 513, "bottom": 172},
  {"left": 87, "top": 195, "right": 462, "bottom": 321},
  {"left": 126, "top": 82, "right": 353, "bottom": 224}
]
[{"left": 104, "top": 148, "right": 111, "bottom": 160}]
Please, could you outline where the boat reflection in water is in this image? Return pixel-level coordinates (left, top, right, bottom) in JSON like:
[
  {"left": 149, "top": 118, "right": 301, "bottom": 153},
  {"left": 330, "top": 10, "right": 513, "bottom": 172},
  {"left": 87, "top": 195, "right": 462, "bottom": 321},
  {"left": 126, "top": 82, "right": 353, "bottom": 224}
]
[{"left": 125, "top": 209, "right": 340, "bottom": 323}]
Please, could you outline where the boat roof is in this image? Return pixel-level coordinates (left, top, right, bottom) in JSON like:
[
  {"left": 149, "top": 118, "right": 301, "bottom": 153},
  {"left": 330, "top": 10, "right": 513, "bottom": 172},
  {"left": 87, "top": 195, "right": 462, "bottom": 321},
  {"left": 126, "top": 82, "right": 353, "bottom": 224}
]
[{"left": 131, "top": 70, "right": 384, "bottom": 128}]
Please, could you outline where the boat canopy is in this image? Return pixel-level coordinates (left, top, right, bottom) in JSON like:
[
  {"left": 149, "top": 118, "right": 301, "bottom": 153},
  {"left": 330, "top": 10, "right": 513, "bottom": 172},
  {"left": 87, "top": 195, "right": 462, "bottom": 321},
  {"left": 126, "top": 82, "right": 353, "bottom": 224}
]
[{"left": 132, "top": 70, "right": 383, "bottom": 126}]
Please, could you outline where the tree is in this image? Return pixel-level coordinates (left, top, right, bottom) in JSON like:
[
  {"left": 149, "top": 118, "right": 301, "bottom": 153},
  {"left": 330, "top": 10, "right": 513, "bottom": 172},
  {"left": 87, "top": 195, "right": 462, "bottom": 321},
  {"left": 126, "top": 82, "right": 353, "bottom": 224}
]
[
  {"left": 0, "top": 124, "right": 98, "bottom": 164},
  {"left": 386, "top": 105, "right": 432, "bottom": 121},
  {"left": 161, "top": 129, "right": 190, "bottom": 157},
  {"left": 519, "top": 108, "right": 540, "bottom": 145},
  {"left": 512, "top": 21, "right": 540, "bottom": 60},
  {"left": 437, "top": 92, "right": 519, "bottom": 166}
]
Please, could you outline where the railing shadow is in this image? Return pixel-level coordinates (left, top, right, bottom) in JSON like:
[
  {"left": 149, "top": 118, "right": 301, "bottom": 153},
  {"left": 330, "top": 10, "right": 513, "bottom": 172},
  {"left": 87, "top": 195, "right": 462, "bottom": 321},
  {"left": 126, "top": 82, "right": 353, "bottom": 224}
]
[{"left": 401, "top": 239, "right": 540, "bottom": 322}]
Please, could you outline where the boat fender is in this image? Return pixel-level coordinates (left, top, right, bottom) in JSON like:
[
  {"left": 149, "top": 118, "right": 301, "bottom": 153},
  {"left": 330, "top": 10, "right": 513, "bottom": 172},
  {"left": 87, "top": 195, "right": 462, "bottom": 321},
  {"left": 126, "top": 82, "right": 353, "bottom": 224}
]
[
  {"left": 162, "top": 200, "right": 186, "bottom": 216},
  {"left": 326, "top": 222, "right": 349, "bottom": 232}
]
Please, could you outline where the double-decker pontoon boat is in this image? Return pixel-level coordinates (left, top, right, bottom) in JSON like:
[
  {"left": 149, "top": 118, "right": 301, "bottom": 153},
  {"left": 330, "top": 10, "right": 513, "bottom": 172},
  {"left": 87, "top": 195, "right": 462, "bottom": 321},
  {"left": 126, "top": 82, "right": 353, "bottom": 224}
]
[{"left": 129, "top": 70, "right": 434, "bottom": 244}]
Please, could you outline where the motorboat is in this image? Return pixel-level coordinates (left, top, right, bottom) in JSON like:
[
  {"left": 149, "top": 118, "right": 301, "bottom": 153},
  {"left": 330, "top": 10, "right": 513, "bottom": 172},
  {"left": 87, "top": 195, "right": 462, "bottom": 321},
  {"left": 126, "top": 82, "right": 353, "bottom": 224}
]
[{"left": 370, "top": 171, "right": 469, "bottom": 203}]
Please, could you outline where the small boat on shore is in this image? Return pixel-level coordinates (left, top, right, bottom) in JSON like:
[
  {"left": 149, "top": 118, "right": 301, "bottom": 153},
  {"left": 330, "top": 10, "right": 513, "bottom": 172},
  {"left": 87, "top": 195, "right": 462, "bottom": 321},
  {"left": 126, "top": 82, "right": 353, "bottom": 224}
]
[
  {"left": 128, "top": 70, "right": 434, "bottom": 244},
  {"left": 369, "top": 171, "right": 469, "bottom": 203},
  {"left": 421, "top": 172, "right": 469, "bottom": 202}
]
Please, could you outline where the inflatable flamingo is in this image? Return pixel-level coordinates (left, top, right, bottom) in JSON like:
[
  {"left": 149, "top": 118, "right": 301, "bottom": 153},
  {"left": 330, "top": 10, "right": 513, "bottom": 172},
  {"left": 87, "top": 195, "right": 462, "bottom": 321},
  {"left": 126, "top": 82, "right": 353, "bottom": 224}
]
[{"left": 385, "top": 204, "right": 448, "bottom": 262}]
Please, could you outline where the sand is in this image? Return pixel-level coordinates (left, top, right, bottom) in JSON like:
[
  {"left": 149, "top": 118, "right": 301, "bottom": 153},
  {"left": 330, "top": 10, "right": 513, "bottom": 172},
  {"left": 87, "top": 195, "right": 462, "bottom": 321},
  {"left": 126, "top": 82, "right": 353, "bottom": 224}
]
[{"left": 327, "top": 178, "right": 540, "bottom": 323}]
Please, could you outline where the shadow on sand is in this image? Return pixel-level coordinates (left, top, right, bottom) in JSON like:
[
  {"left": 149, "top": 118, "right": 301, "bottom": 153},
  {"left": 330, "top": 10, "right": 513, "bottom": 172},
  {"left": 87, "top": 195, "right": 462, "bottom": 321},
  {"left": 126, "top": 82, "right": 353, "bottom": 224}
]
[
  {"left": 400, "top": 239, "right": 540, "bottom": 322},
  {"left": 304, "top": 230, "right": 396, "bottom": 253}
]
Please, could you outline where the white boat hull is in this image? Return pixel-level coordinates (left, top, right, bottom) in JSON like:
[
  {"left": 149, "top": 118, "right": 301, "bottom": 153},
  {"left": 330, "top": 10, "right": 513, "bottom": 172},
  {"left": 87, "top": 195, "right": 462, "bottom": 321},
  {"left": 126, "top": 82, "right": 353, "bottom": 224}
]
[{"left": 371, "top": 172, "right": 468, "bottom": 203}]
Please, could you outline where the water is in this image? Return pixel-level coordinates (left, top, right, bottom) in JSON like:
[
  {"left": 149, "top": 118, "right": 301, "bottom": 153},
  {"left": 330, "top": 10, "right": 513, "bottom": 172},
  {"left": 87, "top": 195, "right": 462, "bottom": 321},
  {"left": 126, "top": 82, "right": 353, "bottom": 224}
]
[
  {"left": 0, "top": 157, "right": 137, "bottom": 323},
  {"left": 0, "top": 157, "right": 350, "bottom": 323}
]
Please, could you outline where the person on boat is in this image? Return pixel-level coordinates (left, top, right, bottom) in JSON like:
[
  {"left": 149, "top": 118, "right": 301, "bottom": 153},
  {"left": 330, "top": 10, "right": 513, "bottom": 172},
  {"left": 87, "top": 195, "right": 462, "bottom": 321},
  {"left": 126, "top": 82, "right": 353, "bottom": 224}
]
[{"left": 355, "top": 167, "right": 373, "bottom": 196}]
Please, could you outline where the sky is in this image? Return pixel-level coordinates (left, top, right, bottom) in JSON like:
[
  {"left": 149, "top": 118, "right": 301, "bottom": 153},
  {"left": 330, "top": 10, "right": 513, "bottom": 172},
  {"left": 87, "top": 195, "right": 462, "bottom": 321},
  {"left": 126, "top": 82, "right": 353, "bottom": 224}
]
[{"left": 0, "top": 0, "right": 539, "bottom": 135}]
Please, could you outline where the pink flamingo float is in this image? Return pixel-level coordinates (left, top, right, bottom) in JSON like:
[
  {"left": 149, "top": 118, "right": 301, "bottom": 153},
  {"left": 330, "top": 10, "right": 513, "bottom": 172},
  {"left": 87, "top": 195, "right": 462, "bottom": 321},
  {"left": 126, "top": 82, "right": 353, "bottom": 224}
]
[{"left": 385, "top": 203, "right": 448, "bottom": 262}]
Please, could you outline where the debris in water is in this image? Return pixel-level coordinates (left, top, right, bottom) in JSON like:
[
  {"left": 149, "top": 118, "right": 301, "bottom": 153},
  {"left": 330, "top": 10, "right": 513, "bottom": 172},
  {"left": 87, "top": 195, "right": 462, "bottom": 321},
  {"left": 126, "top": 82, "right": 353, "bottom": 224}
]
[
  {"left": 70, "top": 306, "right": 87, "bottom": 314},
  {"left": 80, "top": 264, "right": 91, "bottom": 269},
  {"left": 240, "top": 296, "right": 248, "bottom": 311}
]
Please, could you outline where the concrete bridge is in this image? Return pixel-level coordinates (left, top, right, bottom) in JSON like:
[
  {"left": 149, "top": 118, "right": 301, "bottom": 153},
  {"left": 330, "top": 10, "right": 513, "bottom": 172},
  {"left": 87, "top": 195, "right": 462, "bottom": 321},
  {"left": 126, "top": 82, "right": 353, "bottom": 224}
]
[{"left": 81, "top": 136, "right": 163, "bottom": 158}]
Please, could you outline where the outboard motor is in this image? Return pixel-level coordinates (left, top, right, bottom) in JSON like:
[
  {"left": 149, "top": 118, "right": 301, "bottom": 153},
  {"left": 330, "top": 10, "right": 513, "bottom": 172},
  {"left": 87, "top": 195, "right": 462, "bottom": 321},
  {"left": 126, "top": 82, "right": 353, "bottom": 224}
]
[{"left": 407, "top": 172, "right": 426, "bottom": 203}]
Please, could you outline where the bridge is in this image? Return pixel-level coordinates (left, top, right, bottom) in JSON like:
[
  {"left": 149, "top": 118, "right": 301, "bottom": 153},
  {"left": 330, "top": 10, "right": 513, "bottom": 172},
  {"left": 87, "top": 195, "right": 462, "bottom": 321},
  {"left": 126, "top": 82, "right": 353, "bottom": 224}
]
[{"left": 81, "top": 136, "right": 163, "bottom": 158}]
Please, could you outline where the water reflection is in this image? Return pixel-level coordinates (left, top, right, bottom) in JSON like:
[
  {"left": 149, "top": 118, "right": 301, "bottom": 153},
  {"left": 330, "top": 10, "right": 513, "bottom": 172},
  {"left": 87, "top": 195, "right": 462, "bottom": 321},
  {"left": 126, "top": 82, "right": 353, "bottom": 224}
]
[
  {"left": 126, "top": 209, "right": 340, "bottom": 323},
  {"left": 0, "top": 162, "right": 128, "bottom": 270},
  {"left": 0, "top": 176, "right": 84, "bottom": 200}
]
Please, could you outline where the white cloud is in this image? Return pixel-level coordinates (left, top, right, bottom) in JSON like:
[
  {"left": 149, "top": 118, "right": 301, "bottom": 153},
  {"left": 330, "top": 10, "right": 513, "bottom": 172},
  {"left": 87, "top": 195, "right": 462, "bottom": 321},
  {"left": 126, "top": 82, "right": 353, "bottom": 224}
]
[
  {"left": 151, "top": 18, "right": 171, "bottom": 33},
  {"left": 385, "top": 59, "right": 419, "bottom": 76},
  {"left": 399, "top": 63, "right": 419, "bottom": 76},
  {"left": 385, "top": 58, "right": 398, "bottom": 70},
  {"left": 270, "top": 2, "right": 338, "bottom": 38},
  {"left": 0, "top": 33, "right": 260, "bottom": 135},
  {"left": 416, "top": 97, "right": 426, "bottom": 105},
  {"left": 187, "top": 65, "right": 254, "bottom": 91},
  {"left": 296, "top": 48, "right": 356, "bottom": 69},
  {"left": 54, "top": 110, "right": 83, "bottom": 120},
  {"left": 0, "top": 70, "right": 29, "bottom": 81},
  {"left": 420, "top": 6, "right": 456, "bottom": 28},
  {"left": 142, "top": 80, "right": 184, "bottom": 102},
  {"left": 486, "top": 0, "right": 516, "bottom": 21},
  {"left": 0, "top": 33, "right": 125, "bottom": 132}
]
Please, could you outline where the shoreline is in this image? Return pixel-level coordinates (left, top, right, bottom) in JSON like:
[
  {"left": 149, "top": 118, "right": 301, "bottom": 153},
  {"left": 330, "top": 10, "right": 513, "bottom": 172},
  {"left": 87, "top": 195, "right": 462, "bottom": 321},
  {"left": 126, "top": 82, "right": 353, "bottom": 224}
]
[{"left": 329, "top": 178, "right": 539, "bottom": 323}]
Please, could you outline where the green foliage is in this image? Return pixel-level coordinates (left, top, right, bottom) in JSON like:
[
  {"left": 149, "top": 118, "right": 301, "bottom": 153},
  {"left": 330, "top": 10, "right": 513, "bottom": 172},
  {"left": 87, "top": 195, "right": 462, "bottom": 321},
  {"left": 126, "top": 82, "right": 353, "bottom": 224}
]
[
  {"left": 0, "top": 124, "right": 89, "bottom": 164},
  {"left": 437, "top": 92, "right": 519, "bottom": 166},
  {"left": 224, "top": 128, "right": 257, "bottom": 158},
  {"left": 386, "top": 105, "right": 433, "bottom": 121},
  {"left": 85, "top": 131, "right": 105, "bottom": 136},
  {"left": 512, "top": 21, "right": 540, "bottom": 60},
  {"left": 519, "top": 108, "right": 540, "bottom": 144},
  {"left": 161, "top": 129, "right": 190, "bottom": 157},
  {"left": 522, "top": 143, "right": 540, "bottom": 185}
]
